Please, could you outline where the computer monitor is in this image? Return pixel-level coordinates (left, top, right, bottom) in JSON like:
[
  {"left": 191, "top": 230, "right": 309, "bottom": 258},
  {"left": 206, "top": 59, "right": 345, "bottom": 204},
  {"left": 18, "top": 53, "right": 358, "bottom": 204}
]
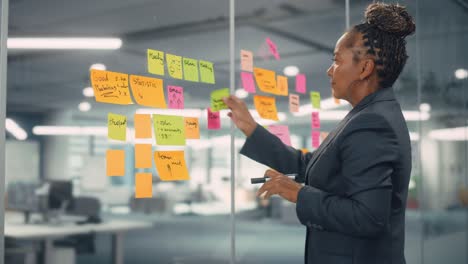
[
  {"left": 48, "top": 180, "right": 73, "bottom": 210},
  {"left": 7, "top": 181, "right": 40, "bottom": 212}
]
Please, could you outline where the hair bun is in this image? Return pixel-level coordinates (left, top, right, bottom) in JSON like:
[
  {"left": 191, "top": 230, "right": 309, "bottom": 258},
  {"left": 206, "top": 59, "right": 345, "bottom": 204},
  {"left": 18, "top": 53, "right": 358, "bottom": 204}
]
[{"left": 365, "top": 2, "right": 416, "bottom": 38}]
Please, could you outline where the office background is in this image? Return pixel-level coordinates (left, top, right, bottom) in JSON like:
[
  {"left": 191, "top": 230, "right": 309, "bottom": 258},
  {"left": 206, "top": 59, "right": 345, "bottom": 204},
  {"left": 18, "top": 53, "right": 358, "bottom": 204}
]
[{"left": 2, "top": 0, "right": 468, "bottom": 263}]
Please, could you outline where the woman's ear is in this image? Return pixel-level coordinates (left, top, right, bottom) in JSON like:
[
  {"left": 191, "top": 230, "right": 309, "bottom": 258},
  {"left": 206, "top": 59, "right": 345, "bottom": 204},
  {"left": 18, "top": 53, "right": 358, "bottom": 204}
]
[{"left": 360, "top": 59, "right": 374, "bottom": 80}]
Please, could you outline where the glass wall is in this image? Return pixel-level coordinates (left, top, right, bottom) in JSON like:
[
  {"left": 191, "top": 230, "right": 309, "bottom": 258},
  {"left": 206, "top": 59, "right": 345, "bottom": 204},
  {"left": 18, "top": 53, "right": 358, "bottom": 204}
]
[{"left": 2, "top": 0, "right": 468, "bottom": 264}]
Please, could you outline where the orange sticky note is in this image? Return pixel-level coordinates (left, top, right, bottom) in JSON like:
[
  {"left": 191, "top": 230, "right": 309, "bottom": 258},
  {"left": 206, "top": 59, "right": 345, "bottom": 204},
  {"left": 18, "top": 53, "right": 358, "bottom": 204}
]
[
  {"left": 90, "top": 69, "right": 133, "bottom": 105},
  {"left": 253, "top": 67, "right": 278, "bottom": 95},
  {"left": 253, "top": 95, "right": 279, "bottom": 121},
  {"left": 276, "top": 75, "right": 288, "bottom": 96},
  {"left": 135, "top": 144, "right": 153, "bottom": 168},
  {"left": 184, "top": 117, "right": 200, "bottom": 139},
  {"left": 301, "top": 148, "right": 308, "bottom": 154},
  {"left": 106, "top": 149, "right": 125, "bottom": 176},
  {"left": 135, "top": 173, "right": 153, "bottom": 198},
  {"left": 154, "top": 151, "right": 190, "bottom": 181},
  {"left": 134, "top": 114, "right": 152, "bottom": 139},
  {"left": 129, "top": 75, "right": 167, "bottom": 108}
]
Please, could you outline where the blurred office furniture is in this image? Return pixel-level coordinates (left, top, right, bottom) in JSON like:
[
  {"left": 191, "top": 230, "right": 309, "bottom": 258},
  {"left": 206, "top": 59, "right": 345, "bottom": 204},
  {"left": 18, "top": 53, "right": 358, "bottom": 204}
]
[
  {"left": 7, "top": 181, "right": 42, "bottom": 223},
  {"left": 5, "top": 211, "right": 153, "bottom": 264}
]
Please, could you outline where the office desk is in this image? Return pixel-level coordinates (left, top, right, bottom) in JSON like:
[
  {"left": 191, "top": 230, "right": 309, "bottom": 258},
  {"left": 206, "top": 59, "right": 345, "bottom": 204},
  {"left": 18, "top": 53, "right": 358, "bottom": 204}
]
[{"left": 5, "top": 213, "right": 153, "bottom": 264}]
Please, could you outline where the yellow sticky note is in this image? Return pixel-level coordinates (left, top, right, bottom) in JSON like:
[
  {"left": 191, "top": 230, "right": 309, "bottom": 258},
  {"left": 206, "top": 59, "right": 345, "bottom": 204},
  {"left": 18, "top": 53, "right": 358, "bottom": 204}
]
[
  {"left": 210, "top": 88, "right": 230, "bottom": 112},
  {"left": 153, "top": 114, "right": 186, "bottom": 146},
  {"left": 154, "top": 151, "right": 190, "bottom": 181},
  {"left": 276, "top": 75, "right": 289, "bottom": 96},
  {"left": 108, "top": 113, "right": 127, "bottom": 141},
  {"left": 199, "top": 60, "right": 215, "bottom": 84},
  {"left": 129, "top": 75, "right": 167, "bottom": 108},
  {"left": 253, "top": 95, "right": 279, "bottom": 121},
  {"left": 183, "top": 57, "right": 199, "bottom": 82},
  {"left": 166, "top": 53, "right": 183, "bottom": 79},
  {"left": 106, "top": 149, "right": 125, "bottom": 176},
  {"left": 253, "top": 67, "right": 278, "bottom": 95},
  {"left": 134, "top": 114, "right": 152, "bottom": 139},
  {"left": 135, "top": 173, "right": 153, "bottom": 198},
  {"left": 90, "top": 69, "right": 133, "bottom": 105},
  {"left": 310, "top": 91, "right": 321, "bottom": 109},
  {"left": 135, "top": 144, "right": 153, "bottom": 169},
  {"left": 147, "top": 49, "right": 165, "bottom": 76},
  {"left": 184, "top": 117, "right": 200, "bottom": 139}
]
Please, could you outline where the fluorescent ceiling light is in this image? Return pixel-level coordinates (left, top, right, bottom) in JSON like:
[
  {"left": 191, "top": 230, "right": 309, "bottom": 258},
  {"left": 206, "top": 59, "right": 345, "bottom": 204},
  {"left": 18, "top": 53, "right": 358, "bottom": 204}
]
[
  {"left": 235, "top": 88, "right": 249, "bottom": 99},
  {"left": 5, "top": 118, "right": 28, "bottom": 140},
  {"left": 429, "top": 127, "right": 468, "bottom": 141},
  {"left": 33, "top": 126, "right": 108, "bottom": 136},
  {"left": 83, "top": 87, "right": 94, "bottom": 97},
  {"left": 455, "top": 69, "right": 468, "bottom": 80},
  {"left": 8, "top": 38, "right": 122, "bottom": 50},
  {"left": 283, "top": 66, "right": 299, "bottom": 77},
  {"left": 136, "top": 108, "right": 202, "bottom": 118},
  {"left": 419, "top": 103, "right": 431, "bottom": 112},
  {"left": 89, "top": 63, "right": 106, "bottom": 71},
  {"left": 78, "top": 102, "right": 91, "bottom": 112}
]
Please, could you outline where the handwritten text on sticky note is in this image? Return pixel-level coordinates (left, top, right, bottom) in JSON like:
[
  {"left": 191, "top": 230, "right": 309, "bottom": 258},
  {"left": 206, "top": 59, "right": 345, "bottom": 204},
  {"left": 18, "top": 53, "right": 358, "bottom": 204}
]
[
  {"left": 154, "top": 151, "right": 190, "bottom": 181},
  {"left": 167, "top": 86, "right": 184, "bottom": 109},
  {"left": 266, "top": 37, "right": 280, "bottom": 60},
  {"left": 312, "top": 112, "right": 320, "bottom": 129},
  {"left": 147, "top": 49, "right": 165, "bottom": 76},
  {"left": 166, "top": 54, "right": 183, "bottom": 79},
  {"left": 207, "top": 108, "right": 221, "bottom": 130},
  {"left": 199, "top": 60, "right": 215, "bottom": 84},
  {"left": 129, "top": 75, "right": 167, "bottom": 108},
  {"left": 183, "top": 57, "right": 199, "bottom": 82},
  {"left": 108, "top": 113, "right": 127, "bottom": 141},
  {"left": 254, "top": 95, "right": 279, "bottom": 121},
  {"left": 153, "top": 114, "right": 186, "bottom": 146},
  {"left": 240, "top": 50, "right": 253, "bottom": 72},
  {"left": 211, "top": 88, "right": 230, "bottom": 112},
  {"left": 289, "top": 94, "right": 299, "bottom": 113},
  {"left": 254, "top": 67, "right": 277, "bottom": 95},
  {"left": 90, "top": 69, "right": 133, "bottom": 105},
  {"left": 276, "top": 75, "right": 288, "bottom": 96},
  {"left": 184, "top": 117, "right": 200, "bottom": 139}
]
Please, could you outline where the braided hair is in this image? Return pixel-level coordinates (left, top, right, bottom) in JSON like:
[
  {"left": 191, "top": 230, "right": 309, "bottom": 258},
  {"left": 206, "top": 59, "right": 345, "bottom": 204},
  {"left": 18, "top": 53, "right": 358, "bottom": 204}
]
[{"left": 348, "top": 2, "right": 416, "bottom": 89}]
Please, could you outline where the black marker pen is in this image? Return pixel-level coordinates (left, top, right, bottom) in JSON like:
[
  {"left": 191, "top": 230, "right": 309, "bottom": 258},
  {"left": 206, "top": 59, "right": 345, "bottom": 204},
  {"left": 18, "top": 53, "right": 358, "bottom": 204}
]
[{"left": 250, "top": 173, "right": 297, "bottom": 184}]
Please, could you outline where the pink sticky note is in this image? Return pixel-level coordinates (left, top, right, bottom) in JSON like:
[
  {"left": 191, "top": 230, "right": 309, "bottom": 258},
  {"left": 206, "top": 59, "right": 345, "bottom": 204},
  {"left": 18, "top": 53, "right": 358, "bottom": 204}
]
[
  {"left": 312, "top": 131, "right": 320, "bottom": 148},
  {"left": 312, "top": 112, "right": 320, "bottom": 129},
  {"left": 241, "top": 72, "right": 256, "bottom": 93},
  {"left": 265, "top": 37, "right": 280, "bottom": 60},
  {"left": 240, "top": 50, "right": 253, "bottom": 72},
  {"left": 167, "top": 86, "right": 184, "bottom": 109},
  {"left": 289, "top": 94, "right": 299, "bottom": 113},
  {"left": 296, "top": 74, "right": 306, "bottom": 94},
  {"left": 207, "top": 108, "right": 221, "bottom": 130},
  {"left": 268, "top": 125, "right": 291, "bottom": 146}
]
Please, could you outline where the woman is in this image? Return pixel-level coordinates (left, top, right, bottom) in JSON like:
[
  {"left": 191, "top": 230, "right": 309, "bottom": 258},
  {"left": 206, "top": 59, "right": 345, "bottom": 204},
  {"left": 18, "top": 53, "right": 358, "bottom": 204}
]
[{"left": 223, "top": 2, "right": 415, "bottom": 264}]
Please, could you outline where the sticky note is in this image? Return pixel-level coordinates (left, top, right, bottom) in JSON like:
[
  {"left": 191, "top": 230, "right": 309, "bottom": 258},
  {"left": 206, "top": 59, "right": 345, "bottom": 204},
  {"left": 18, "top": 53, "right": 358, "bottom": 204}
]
[
  {"left": 310, "top": 91, "right": 321, "bottom": 109},
  {"left": 129, "top": 75, "right": 167, "bottom": 108},
  {"left": 184, "top": 117, "right": 200, "bottom": 139},
  {"left": 241, "top": 72, "right": 256, "bottom": 93},
  {"left": 135, "top": 144, "right": 153, "bottom": 169},
  {"left": 135, "top": 173, "right": 153, "bottom": 198},
  {"left": 289, "top": 94, "right": 299, "bottom": 113},
  {"left": 153, "top": 114, "right": 186, "bottom": 146},
  {"left": 199, "top": 60, "right": 215, "bottom": 84},
  {"left": 211, "top": 88, "right": 230, "bottom": 112},
  {"left": 276, "top": 75, "right": 288, "bottom": 96},
  {"left": 90, "top": 69, "right": 133, "bottom": 105},
  {"left": 240, "top": 50, "right": 253, "bottom": 72},
  {"left": 301, "top": 148, "right": 308, "bottom": 154},
  {"left": 207, "top": 108, "right": 221, "bottom": 130},
  {"left": 266, "top": 37, "right": 280, "bottom": 60},
  {"left": 312, "top": 112, "right": 320, "bottom": 129},
  {"left": 108, "top": 113, "right": 127, "bottom": 141},
  {"left": 268, "top": 125, "right": 291, "bottom": 146},
  {"left": 134, "top": 114, "right": 152, "bottom": 139},
  {"left": 154, "top": 151, "right": 190, "bottom": 181},
  {"left": 167, "top": 86, "right": 184, "bottom": 109},
  {"left": 296, "top": 74, "right": 306, "bottom": 94},
  {"left": 253, "top": 95, "right": 279, "bottom": 121},
  {"left": 312, "top": 131, "right": 321, "bottom": 148},
  {"left": 166, "top": 53, "right": 183, "bottom": 79},
  {"left": 147, "top": 49, "right": 164, "bottom": 76},
  {"left": 253, "top": 67, "right": 277, "bottom": 95},
  {"left": 183, "top": 57, "right": 199, "bottom": 82},
  {"left": 106, "top": 149, "right": 125, "bottom": 176}
]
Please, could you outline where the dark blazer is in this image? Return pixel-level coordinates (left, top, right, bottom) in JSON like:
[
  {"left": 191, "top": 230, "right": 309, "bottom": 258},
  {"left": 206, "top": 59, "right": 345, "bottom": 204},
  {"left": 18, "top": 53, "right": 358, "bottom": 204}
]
[{"left": 240, "top": 87, "right": 412, "bottom": 264}]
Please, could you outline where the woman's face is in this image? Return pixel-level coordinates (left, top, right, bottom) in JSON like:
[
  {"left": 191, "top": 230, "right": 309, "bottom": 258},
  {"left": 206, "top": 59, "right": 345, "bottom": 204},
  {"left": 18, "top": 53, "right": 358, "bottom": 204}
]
[{"left": 327, "top": 32, "right": 363, "bottom": 100}]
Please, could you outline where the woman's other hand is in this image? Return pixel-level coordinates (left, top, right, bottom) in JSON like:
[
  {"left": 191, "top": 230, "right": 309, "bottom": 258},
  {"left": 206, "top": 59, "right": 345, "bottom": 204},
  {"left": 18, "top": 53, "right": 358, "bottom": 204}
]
[{"left": 223, "top": 95, "right": 257, "bottom": 137}]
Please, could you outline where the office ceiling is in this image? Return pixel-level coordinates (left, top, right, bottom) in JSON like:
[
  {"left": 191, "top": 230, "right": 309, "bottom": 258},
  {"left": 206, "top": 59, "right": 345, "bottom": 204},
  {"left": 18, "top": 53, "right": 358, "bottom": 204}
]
[{"left": 5, "top": 0, "right": 468, "bottom": 125}]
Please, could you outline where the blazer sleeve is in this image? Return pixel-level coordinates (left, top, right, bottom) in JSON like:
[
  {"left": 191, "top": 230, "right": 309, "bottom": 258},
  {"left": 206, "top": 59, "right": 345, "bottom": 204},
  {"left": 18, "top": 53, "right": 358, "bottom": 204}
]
[
  {"left": 295, "top": 113, "right": 398, "bottom": 238},
  {"left": 240, "top": 124, "right": 313, "bottom": 183}
]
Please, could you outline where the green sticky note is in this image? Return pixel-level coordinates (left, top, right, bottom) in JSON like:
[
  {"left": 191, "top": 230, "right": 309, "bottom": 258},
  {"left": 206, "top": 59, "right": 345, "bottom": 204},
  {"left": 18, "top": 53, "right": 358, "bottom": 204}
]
[
  {"left": 166, "top": 53, "right": 183, "bottom": 79},
  {"left": 183, "top": 57, "right": 199, "bottom": 82},
  {"left": 147, "top": 49, "right": 165, "bottom": 75},
  {"left": 153, "top": 114, "right": 186, "bottom": 146},
  {"left": 199, "top": 60, "right": 215, "bottom": 84},
  {"left": 211, "top": 88, "right": 230, "bottom": 112},
  {"left": 310, "top": 91, "right": 321, "bottom": 109},
  {"left": 108, "top": 113, "right": 127, "bottom": 141}
]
